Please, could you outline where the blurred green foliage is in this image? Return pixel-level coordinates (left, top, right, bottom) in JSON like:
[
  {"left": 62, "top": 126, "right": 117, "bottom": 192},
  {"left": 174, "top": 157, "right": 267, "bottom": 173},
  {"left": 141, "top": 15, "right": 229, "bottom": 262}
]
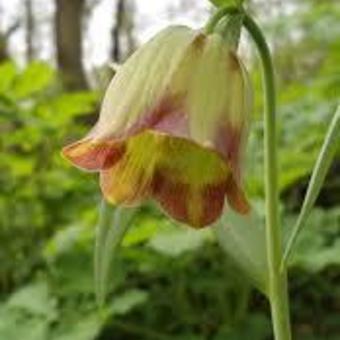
[
  {"left": 209, "top": 0, "right": 245, "bottom": 8},
  {"left": 0, "top": 0, "right": 339, "bottom": 339}
]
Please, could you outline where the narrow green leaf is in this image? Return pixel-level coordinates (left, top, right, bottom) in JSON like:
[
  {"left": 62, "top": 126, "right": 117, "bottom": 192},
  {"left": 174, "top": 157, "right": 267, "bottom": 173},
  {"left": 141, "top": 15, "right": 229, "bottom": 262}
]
[
  {"left": 215, "top": 205, "right": 268, "bottom": 295},
  {"left": 94, "top": 201, "right": 136, "bottom": 307},
  {"left": 282, "top": 105, "right": 340, "bottom": 268}
]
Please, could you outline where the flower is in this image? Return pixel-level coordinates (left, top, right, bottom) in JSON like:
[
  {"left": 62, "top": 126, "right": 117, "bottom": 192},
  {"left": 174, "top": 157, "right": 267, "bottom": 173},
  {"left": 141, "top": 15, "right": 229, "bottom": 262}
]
[{"left": 62, "top": 25, "right": 252, "bottom": 228}]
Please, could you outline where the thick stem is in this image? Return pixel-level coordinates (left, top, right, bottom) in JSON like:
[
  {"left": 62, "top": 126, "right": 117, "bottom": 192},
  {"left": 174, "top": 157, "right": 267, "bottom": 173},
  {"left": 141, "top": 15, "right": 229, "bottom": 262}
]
[{"left": 243, "top": 14, "right": 292, "bottom": 340}]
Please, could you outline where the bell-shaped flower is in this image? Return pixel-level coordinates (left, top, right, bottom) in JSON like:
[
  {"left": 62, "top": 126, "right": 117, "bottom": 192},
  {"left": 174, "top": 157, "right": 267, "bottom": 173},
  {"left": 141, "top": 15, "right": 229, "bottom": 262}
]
[{"left": 62, "top": 25, "right": 252, "bottom": 228}]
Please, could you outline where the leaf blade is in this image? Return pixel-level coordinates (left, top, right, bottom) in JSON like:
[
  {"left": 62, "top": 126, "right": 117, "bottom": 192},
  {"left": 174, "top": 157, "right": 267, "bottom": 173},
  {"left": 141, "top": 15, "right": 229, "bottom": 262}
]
[{"left": 215, "top": 205, "right": 268, "bottom": 295}]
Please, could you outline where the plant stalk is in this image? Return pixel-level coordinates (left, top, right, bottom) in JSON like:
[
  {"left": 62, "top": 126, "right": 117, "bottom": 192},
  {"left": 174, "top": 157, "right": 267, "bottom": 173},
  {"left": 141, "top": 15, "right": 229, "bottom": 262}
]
[
  {"left": 205, "top": 6, "right": 241, "bottom": 34},
  {"left": 243, "top": 14, "right": 292, "bottom": 340}
]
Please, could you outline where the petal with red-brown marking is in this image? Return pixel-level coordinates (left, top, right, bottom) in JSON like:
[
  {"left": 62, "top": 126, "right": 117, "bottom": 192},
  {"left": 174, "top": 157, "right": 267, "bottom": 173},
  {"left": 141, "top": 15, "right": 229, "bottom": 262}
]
[
  {"left": 225, "top": 176, "right": 250, "bottom": 215},
  {"left": 152, "top": 170, "right": 189, "bottom": 224},
  {"left": 152, "top": 135, "right": 230, "bottom": 228},
  {"left": 62, "top": 139, "right": 125, "bottom": 171},
  {"left": 100, "top": 131, "right": 161, "bottom": 206}
]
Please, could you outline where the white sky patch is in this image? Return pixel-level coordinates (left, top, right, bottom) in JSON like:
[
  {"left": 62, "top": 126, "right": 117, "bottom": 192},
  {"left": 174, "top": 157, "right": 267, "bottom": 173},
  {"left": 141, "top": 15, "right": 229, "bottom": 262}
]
[
  {"left": 86, "top": 0, "right": 210, "bottom": 69},
  {"left": 85, "top": 0, "right": 115, "bottom": 69}
]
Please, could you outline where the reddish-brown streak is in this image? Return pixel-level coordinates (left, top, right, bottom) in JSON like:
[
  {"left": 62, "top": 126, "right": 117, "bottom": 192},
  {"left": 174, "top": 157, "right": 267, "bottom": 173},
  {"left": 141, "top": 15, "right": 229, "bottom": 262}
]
[
  {"left": 151, "top": 170, "right": 189, "bottom": 224},
  {"left": 192, "top": 32, "right": 207, "bottom": 51},
  {"left": 228, "top": 51, "right": 241, "bottom": 72},
  {"left": 63, "top": 140, "right": 126, "bottom": 171},
  {"left": 124, "top": 94, "right": 189, "bottom": 139},
  {"left": 225, "top": 176, "right": 250, "bottom": 215},
  {"left": 202, "top": 181, "right": 228, "bottom": 227},
  {"left": 215, "top": 123, "right": 242, "bottom": 182}
]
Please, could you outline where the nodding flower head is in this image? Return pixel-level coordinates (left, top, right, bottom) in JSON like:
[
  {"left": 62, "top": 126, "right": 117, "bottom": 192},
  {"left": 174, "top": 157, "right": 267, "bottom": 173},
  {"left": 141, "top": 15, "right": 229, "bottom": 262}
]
[{"left": 62, "top": 25, "right": 252, "bottom": 228}]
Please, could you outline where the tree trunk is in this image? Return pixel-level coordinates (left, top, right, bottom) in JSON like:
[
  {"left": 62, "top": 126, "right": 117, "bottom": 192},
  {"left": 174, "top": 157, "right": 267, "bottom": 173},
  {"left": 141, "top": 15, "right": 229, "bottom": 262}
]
[
  {"left": 55, "top": 0, "right": 88, "bottom": 90},
  {"left": 0, "top": 14, "right": 19, "bottom": 62},
  {"left": 0, "top": 34, "right": 9, "bottom": 62},
  {"left": 25, "top": 0, "right": 35, "bottom": 62},
  {"left": 111, "top": 0, "right": 136, "bottom": 63}
]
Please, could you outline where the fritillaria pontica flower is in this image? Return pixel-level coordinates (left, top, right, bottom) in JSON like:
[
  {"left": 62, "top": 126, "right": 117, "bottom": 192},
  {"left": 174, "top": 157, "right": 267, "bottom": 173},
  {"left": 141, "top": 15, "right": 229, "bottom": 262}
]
[{"left": 62, "top": 26, "right": 252, "bottom": 228}]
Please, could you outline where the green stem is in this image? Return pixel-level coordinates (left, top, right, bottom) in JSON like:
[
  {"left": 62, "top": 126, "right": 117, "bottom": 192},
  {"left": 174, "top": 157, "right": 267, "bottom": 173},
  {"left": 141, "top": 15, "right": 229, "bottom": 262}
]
[
  {"left": 205, "top": 6, "right": 240, "bottom": 34},
  {"left": 242, "top": 14, "right": 292, "bottom": 340},
  {"left": 94, "top": 200, "right": 114, "bottom": 306},
  {"left": 94, "top": 200, "right": 136, "bottom": 307}
]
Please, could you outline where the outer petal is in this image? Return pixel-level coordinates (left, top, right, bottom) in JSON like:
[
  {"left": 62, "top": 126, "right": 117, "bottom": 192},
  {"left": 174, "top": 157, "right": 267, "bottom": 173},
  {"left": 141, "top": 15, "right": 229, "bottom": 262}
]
[
  {"left": 90, "top": 26, "right": 197, "bottom": 141},
  {"left": 185, "top": 33, "right": 252, "bottom": 180}
]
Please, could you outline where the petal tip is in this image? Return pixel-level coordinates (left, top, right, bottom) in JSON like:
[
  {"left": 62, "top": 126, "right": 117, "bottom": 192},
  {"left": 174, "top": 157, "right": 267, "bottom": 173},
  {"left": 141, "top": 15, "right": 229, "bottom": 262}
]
[
  {"left": 225, "top": 176, "right": 251, "bottom": 216},
  {"left": 62, "top": 139, "right": 125, "bottom": 171}
]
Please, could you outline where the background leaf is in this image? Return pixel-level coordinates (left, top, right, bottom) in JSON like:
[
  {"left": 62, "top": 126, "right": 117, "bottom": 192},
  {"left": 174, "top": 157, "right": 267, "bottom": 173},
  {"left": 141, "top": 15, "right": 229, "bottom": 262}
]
[
  {"left": 51, "top": 315, "right": 104, "bottom": 340},
  {"left": 283, "top": 105, "right": 340, "bottom": 266},
  {"left": 7, "top": 281, "right": 57, "bottom": 319},
  {"left": 285, "top": 208, "right": 340, "bottom": 273},
  {"left": 148, "top": 221, "right": 213, "bottom": 257},
  {"left": 12, "top": 62, "right": 54, "bottom": 98},
  {"left": 110, "top": 289, "right": 149, "bottom": 316},
  {"left": 215, "top": 204, "right": 268, "bottom": 294}
]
